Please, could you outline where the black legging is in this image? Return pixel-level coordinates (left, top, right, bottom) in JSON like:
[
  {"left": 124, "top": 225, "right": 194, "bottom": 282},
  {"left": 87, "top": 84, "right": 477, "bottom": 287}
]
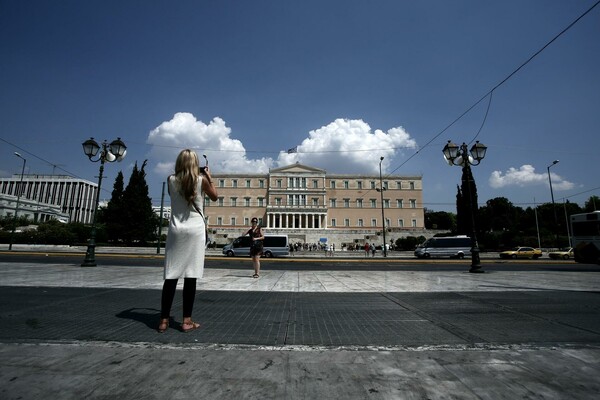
[{"left": 160, "top": 278, "right": 197, "bottom": 319}]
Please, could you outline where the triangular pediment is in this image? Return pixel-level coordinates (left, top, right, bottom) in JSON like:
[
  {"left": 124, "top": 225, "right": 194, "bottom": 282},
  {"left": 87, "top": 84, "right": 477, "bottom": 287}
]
[{"left": 269, "top": 163, "right": 326, "bottom": 174}]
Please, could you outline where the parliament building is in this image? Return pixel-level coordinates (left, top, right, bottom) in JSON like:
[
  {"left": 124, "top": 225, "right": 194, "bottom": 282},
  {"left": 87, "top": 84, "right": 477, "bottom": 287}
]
[{"left": 206, "top": 163, "right": 424, "bottom": 247}]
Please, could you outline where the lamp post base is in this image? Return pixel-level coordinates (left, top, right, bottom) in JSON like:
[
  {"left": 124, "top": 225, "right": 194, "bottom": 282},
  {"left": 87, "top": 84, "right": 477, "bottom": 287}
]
[
  {"left": 469, "top": 265, "right": 484, "bottom": 273},
  {"left": 81, "top": 244, "right": 97, "bottom": 267},
  {"left": 469, "top": 247, "right": 484, "bottom": 273}
]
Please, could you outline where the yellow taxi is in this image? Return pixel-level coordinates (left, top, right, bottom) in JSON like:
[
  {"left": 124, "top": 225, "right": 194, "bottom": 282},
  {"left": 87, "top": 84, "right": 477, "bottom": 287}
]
[
  {"left": 548, "top": 247, "right": 574, "bottom": 260},
  {"left": 499, "top": 247, "right": 543, "bottom": 259}
]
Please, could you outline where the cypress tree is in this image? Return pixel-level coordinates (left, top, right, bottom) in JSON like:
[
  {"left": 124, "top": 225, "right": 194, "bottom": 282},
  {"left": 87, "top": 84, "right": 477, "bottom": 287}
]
[
  {"left": 104, "top": 171, "right": 125, "bottom": 243},
  {"left": 459, "top": 165, "right": 478, "bottom": 238},
  {"left": 121, "top": 160, "right": 157, "bottom": 245}
]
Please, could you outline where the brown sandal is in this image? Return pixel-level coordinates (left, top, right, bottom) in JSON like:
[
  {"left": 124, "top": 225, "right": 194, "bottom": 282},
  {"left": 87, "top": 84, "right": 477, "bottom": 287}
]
[
  {"left": 181, "top": 320, "right": 200, "bottom": 333},
  {"left": 157, "top": 318, "right": 169, "bottom": 333}
]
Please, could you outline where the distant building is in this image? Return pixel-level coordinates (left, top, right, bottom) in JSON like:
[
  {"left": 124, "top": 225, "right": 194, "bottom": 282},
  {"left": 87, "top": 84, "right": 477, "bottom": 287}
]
[
  {"left": 0, "top": 193, "right": 70, "bottom": 223},
  {"left": 205, "top": 163, "right": 425, "bottom": 246},
  {"left": 0, "top": 174, "right": 97, "bottom": 223}
]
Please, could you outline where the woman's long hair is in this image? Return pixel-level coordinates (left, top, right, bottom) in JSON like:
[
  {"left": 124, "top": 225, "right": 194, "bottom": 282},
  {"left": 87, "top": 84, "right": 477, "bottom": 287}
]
[{"left": 174, "top": 149, "right": 200, "bottom": 205}]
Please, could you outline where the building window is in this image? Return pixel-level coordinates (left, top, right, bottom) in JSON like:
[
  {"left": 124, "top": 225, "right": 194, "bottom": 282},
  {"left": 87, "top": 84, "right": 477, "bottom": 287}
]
[
  {"left": 356, "top": 199, "right": 363, "bottom": 208},
  {"left": 386, "top": 218, "right": 391, "bottom": 228},
  {"left": 344, "top": 180, "right": 349, "bottom": 189},
  {"left": 217, "top": 217, "right": 223, "bottom": 225},
  {"left": 412, "top": 219, "right": 417, "bottom": 227},
  {"left": 275, "top": 197, "right": 282, "bottom": 206},
  {"left": 218, "top": 197, "right": 224, "bottom": 207},
  {"left": 410, "top": 199, "right": 417, "bottom": 208},
  {"left": 384, "top": 199, "right": 390, "bottom": 208},
  {"left": 331, "top": 218, "right": 337, "bottom": 227},
  {"left": 370, "top": 181, "right": 376, "bottom": 189},
  {"left": 371, "top": 218, "right": 377, "bottom": 227},
  {"left": 344, "top": 218, "right": 350, "bottom": 227},
  {"left": 312, "top": 198, "right": 319, "bottom": 206},
  {"left": 259, "top": 180, "right": 265, "bottom": 188},
  {"left": 244, "top": 217, "right": 249, "bottom": 226},
  {"left": 383, "top": 181, "right": 389, "bottom": 190},
  {"left": 397, "top": 199, "right": 404, "bottom": 208},
  {"left": 370, "top": 199, "right": 376, "bottom": 208},
  {"left": 344, "top": 198, "right": 350, "bottom": 208},
  {"left": 218, "top": 179, "right": 225, "bottom": 188},
  {"left": 410, "top": 181, "right": 415, "bottom": 190},
  {"left": 396, "top": 181, "right": 402, "bottom": 189},
  {"left": 358, "top": 218, "right": 364, "bottom": 227},
  {"left": 231, "top": 217, "right": 236, "bottom": 226},
  {"left": 330, "top": 180, "right": 336, "bottom": 189},
  {"left": 232, "top": 179, "right": 238, "bottom": 188},
  {"left": 313, "top": 179, "right": 319, "bottom": 188},
  {"left": 398, "top": 219, "right": 404, "bottom": 228},
  {"left": 277, "top": 179, "right": 282, "bottom": 188},
  {"left": 246, "top": 179, "right": 251, "bottom": 188},
  {"left": 204, "top": 196, "right": 211, "bottom": 206},
  {"left": 330, "top": 199, "right": 337, "bottom": 208},
  {"left": 357, "top": 181, "right": 363, "bottom": 190},
  {"left": 230, "top": 197, "right": 237, "bottom": 207},
  {"left": 244, "top": 197, "right": 251, "bottom": 207},
  {"left": 258, "top": 198, "right": 264, "bottom": 207}
]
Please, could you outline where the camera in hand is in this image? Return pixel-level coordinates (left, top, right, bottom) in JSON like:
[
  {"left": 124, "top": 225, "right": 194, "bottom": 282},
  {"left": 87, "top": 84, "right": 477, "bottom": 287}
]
[{"left": 199, "top": 166, "right": 207, "bottom": 174}]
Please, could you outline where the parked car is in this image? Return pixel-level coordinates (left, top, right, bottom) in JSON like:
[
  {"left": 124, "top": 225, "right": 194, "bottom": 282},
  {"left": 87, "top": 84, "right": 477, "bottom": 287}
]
[
  {"left": 548, "top": 247, "right": 574, "bottom": 260},
  {"left": 222, "top": 234, "right": 289, "bottom": 258},
  {"left": 499, "top": 247, "right": 543, "bottom": 259}
]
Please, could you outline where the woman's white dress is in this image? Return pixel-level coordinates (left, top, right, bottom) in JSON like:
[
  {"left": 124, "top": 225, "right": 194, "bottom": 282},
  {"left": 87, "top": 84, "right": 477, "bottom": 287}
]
[{"left": 164, "top": 175, "right": 206, "bottom": 279}]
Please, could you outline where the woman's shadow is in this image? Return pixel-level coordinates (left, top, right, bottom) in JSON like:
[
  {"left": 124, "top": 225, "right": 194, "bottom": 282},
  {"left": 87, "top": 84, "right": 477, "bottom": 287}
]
[{"left": 116, "top": 307, "right": 165, "bottom": 330}]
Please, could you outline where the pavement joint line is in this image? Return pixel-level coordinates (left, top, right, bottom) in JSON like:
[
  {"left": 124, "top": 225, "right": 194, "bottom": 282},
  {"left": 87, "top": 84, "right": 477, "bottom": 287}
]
[
  {"left": 2, "top": 250, "right": 563, "bottom": 264},
  {"left": 378, "top": 292, "right": 489, "bottom": 344},
  {"left": 0, "top": 287, "right": 123, "bottom": 318},
  {"left": 458, "top": 291, "right": 600, "bottom": 337},
  {"left": 3, "top": 339, "right": 600, "bottom": 353}
]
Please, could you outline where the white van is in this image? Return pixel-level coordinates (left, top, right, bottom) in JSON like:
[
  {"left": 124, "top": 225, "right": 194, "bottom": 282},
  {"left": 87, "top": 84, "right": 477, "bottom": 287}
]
[
  {"left": 222, "top": 234, "right": 289, "bottom": 258},
  {"left": 414, "top": 236, "right": 472, "bottom": 259}
]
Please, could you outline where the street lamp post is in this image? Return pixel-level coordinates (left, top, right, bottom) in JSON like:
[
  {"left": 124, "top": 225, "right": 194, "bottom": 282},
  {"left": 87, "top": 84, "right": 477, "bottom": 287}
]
[
  {"left": 376, "top": 156, "right": 388, "bottom": 257},
  {"left": 443, "top": 140, "right": 487, "bottom": 273},
  {"left": 8, "top": 152, "right": 27, "bottom": 251},
  {"left": 547, "top": 160, "right": 559, "bottom": 248},
  {"left": 81, "top": 137, "right": 127, "bottom": 267}
]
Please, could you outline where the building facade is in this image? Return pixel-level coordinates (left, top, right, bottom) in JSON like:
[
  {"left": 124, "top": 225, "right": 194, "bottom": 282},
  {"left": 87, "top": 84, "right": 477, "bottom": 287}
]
[
  {"left": 206, "top": 163, "right": 425, "bottom": 247},
  {"left": 0, "top": 175, "right": 98, "bottom": 224}
]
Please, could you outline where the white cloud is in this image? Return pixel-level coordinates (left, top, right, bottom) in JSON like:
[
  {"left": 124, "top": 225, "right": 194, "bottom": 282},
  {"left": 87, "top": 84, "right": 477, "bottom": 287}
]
[
  {"left": 146, "top": 112, "right": 274, "bottom": 176},
  {"left": 489, "top": 165, "right": 574, "bottom": 190},
  {"left": 146, "top": 114, "right": 418, "bottom": 176},
  {"left": 275, "top": 118, "right": 417, "bottom": 174}
]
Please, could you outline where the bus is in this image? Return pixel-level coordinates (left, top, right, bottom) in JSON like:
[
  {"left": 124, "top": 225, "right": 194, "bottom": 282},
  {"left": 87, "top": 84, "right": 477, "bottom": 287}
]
[
  {"left": 414, "top": 235, "right": 472, "bottom": 259},
  {"left": 570, "top": 211, "right": 600, "bottom": 264}
]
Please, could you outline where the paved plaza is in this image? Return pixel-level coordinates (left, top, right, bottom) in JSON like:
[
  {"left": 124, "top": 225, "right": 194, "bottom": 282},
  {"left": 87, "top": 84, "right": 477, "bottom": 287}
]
[{"left": 1, "top": 248, "right": 599, "bottom": 399}]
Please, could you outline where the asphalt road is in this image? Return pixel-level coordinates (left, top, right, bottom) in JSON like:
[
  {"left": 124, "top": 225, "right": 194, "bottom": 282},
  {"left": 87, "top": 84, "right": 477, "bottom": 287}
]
[{"left": 1, "top": 251, "right": 598, "bottom": 272}]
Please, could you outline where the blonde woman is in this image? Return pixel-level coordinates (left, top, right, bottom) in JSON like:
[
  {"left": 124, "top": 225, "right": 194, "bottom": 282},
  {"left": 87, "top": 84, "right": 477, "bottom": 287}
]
[{"left": 158, "top": 149, "right": 218, "bottom": 333}]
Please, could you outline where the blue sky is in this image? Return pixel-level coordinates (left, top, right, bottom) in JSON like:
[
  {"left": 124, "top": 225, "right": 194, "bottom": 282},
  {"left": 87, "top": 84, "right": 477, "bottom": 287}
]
[{"left": 1, "top": 0, "right": 599, "bottom": 212}]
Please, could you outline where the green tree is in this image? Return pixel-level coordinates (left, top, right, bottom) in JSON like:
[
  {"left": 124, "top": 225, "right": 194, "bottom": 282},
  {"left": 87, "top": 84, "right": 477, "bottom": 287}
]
[
  {"left": 102, "top": 170, "right": 125, "bottom": 243},
  {"left": 34, "top": 220, "right": 77, "bottom": 245},
  {"left": 424, "top": 208, "right": 456, "bottom": 230},
  {"left": 584, "top": 196, "right": 599, "bottom": 212},
  {"left": 456, "top": 166, "right": 478, "bottom": 237},
  {"left": 121, "top": 160, "right": 158, "bottom": 245},
  {"left": 478, "top": 197, "right": 520, "bottom": 233}
]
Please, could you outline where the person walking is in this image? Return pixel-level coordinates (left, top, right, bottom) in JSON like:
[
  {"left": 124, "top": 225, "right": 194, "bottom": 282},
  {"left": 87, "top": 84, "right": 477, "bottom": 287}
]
[
  {"left": 158, "top": 149, "right": 218, "bottom": 333},
  {"left": 247, "top": 217, "right": 264, "bottom": 278}
]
